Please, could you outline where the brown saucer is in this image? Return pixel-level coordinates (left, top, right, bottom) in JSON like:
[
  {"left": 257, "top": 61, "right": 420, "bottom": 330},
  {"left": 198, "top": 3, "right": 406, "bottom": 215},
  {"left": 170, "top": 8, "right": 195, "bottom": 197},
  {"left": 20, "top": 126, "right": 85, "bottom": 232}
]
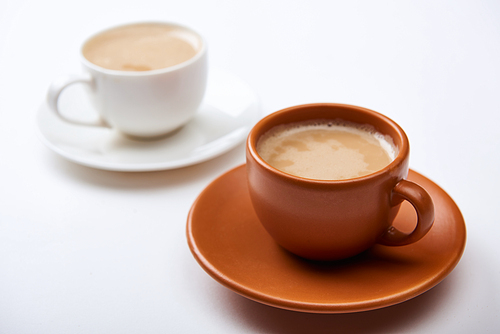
[{"left": 187, "top": 165, "right": 466, "bottom": 313}]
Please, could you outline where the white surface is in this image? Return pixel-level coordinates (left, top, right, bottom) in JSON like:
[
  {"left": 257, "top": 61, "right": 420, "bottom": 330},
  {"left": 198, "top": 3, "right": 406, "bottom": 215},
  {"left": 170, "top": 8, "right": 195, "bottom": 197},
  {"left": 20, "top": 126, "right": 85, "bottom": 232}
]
[
  {"left": 36, "top": 68, "right": 260, "bottom": 171},
  {"left": 0, "top": 1, "right": 499, "bottom": 333}
]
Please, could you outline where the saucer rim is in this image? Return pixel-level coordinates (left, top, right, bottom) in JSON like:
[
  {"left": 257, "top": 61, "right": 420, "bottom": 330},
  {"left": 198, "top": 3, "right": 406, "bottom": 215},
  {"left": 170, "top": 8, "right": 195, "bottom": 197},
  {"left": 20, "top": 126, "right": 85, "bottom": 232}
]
[
  {"left": 187, "top": 164, "right": 467, "bottom": 314},
  {"left": 35, "top": 69, "right": 260, "bottom": 172},
  {"left": 35, "top": 118, "right": 254, "bottom": 172}
]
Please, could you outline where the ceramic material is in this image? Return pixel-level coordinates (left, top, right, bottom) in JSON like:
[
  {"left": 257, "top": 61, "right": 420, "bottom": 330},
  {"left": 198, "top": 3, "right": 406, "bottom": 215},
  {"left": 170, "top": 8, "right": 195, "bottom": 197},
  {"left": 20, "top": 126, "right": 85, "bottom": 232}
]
[
  {"left": 246, "top": 103, "right": 434, "bottom": 260},
  {"left": 36, "top": 69, "right": 260, "bottom": 171},
  {"left": 187, "top": 165, "right": 466, "bottom": 314},
  {"left": 47, "top": 22, "right": 207, "bottom": 138}
]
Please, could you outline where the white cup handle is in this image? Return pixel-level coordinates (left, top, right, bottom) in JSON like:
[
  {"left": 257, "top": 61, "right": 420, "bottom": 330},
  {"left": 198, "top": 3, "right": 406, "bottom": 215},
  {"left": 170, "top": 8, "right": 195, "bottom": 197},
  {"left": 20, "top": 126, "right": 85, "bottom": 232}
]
[{"left": 47, "top": 74, "right": 109, "bottom": 127}]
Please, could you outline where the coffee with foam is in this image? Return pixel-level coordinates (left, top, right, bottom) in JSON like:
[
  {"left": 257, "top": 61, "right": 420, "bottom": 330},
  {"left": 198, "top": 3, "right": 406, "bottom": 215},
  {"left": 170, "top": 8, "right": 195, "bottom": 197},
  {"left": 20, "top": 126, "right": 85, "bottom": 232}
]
[
  {"left": 82, "top": 23, "right": 202, "bottom": 71},
  {"left": 256, "top": 120, "right": 398, "bottom": 180}
]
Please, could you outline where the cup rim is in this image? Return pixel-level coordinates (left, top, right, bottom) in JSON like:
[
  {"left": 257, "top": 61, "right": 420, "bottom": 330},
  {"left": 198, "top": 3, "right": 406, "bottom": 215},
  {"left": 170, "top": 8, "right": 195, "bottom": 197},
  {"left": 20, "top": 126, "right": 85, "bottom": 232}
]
[
  {"left": 247, "top": 103, "right": 409, "bottom": 185},
  {"left": 79, "top": 21, "right": 207, "bottom": 76}
]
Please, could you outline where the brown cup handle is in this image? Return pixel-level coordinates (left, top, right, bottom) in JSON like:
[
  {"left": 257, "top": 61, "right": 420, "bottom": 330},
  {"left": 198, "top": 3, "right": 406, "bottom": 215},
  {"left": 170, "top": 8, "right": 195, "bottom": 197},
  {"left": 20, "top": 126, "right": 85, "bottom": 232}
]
[{"left": 378, "top": 179, "right": 435, "bottom": 246}]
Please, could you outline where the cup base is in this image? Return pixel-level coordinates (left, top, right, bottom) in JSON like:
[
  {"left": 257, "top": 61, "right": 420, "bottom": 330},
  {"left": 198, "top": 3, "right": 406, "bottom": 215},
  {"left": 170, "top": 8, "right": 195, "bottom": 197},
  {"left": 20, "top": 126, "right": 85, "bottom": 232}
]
[{"left": 119, "top": 125, "right": 185, "bottom": 141}]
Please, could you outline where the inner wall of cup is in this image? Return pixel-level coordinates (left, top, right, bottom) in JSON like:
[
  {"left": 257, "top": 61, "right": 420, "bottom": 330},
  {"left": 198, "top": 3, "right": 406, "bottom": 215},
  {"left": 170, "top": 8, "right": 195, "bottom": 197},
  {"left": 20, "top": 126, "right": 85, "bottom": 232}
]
[{"left": 250, "top": 104, "right": 407, "bottom": 172}]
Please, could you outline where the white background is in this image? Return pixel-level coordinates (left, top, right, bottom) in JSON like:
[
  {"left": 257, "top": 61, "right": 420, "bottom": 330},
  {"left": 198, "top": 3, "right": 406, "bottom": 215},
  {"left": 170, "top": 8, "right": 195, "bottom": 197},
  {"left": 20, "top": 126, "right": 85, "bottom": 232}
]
[{"left": 1, "top": 0, "right": 500, "bottom": 333}]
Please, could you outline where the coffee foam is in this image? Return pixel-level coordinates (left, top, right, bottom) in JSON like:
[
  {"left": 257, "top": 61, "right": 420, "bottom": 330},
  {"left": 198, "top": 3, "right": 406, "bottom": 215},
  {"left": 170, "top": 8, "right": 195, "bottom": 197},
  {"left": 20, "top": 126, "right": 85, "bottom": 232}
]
[
  {"left": 256, "top": 119, "right": 398, "bottom": 180},
  {"left": 82, "top": 23, "right": 202, "bottom": 71}
]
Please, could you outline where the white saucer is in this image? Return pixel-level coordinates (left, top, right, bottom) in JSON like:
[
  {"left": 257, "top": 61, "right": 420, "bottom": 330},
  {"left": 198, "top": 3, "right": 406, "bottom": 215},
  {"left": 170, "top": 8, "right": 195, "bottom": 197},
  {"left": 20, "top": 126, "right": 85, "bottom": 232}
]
[{"left": 36, "top": 69, "right": 261, "bottom": 172}]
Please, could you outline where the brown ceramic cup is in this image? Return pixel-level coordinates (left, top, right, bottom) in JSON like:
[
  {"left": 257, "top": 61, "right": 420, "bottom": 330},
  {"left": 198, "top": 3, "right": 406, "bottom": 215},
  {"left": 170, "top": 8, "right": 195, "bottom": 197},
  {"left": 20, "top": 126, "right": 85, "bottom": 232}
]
[{"left": 246, "top": 103, "right": 434, "bottom": 261}]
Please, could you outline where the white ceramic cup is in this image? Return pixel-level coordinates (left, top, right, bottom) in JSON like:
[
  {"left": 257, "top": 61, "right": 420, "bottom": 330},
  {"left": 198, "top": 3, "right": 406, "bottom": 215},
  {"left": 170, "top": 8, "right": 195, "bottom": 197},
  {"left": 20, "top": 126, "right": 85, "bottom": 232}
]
[{"left": 47, "top": 22, "right": 208, "bottom": 138}]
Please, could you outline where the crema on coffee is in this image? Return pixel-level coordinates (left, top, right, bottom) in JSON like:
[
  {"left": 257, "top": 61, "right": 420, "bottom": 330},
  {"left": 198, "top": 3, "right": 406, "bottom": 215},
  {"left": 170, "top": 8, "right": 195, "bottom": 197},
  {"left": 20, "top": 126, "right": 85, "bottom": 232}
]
[
  {"left": 82, "top": 23, "right": 202, "bottom": 71},
  {"left": 256, "top": 120, "right": 398, "bottom": 180}
]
